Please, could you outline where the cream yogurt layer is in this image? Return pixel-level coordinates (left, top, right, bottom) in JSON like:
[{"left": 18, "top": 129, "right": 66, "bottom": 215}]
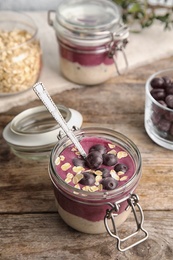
[{"left": 58, "top": 42, "right": 115, "bottom": 85}]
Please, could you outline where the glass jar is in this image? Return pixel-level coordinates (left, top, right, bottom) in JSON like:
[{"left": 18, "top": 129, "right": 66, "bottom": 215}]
[
  {"left": 48, "top": 0, "right": 129, "bottom": 85},
  {"left": 49, "top": 127, "right": 148, "bottom": 251},
  {"left": 145, "top": 68, "right": 173, "bottom": 150},
  {"left": 0, "top": 11, "right": 42, "bottom": 95}
]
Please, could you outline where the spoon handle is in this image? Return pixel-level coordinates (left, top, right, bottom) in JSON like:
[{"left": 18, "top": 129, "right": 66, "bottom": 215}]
[{"left": 33, "top": 82, "right": 87, "bottom": 158}]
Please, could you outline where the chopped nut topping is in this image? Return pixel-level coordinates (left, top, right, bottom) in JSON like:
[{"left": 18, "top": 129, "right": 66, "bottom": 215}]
[
  {"left": 74, "top": 184, "right": 81, "bottom": 189},
  {"left": 107, "top": 149, "right": 117, "bottom": 155},
  {"left": 117, "top": 171, "right": 125, "bottom": 176},
  {"left": 95, "top": 175, "right": 102, "bottom": 183},
  {"left": 65, "top": 177, "right": 72, "bottom": 183},
  {"left": 82, "top": 186, "right": 90, "bottom": 191},
  {"left": 60, "top": 155, "right": 65, "bottom": 161},
  {"left": 117, "top": 151, "right": 128, "bottom": 159},
  {"left": 108, "top": 143, "right": 116, "bottom": 149},
  {"left": 89, "top": 186, "right": 99, "bottom": 192},
  {"left": 55, "top": 157, "right": 61, "bottom": 165},
  {"left": 71, "top": 147, "right": 77, "bottom": 152},
  {"left": 72, "top": 166, "right": 85, "bottom": 173},
  {"left": 110, "top": 170, "right": 120, "bottom": 180},
  {"left": 55, "top": 155, "right": 65, "bottom": 165},
  {"left": 61, "top": 163, "right": 71, "bottom": 171},
  {"left": 66, "top": 173, "right": 73, "bottom": 179},
  {"left": 120, "top": 176, "right": 128, "bottom": 181},
  {"left": 95, "top": 170, "right": 103, "bottom": 176},
  {"left": 98, "top": 183, "right": 103, "bottom": 191},
  {"left": 73, "top": 173, "right": 83, "bottom": 184}
]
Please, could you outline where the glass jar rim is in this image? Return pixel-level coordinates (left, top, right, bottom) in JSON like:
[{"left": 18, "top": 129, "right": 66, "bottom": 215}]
[
  {"left": 49, "top": 127, "right": 142, "bottom": 201},
  {"left": 146, "top": 68, "right": 173, "bottom": 113},
  {"left": 56, "top": 0, "right": 120, "bottom": 32},
  {"left": 52, "top": 0, "right": 129, "bottom": 46},
  {"left": 0, "top": 11, "right": 38, "bottom": 52}
]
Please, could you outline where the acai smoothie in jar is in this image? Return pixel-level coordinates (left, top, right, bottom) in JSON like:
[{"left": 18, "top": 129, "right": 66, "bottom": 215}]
[
  {"left": 48, "top": 0, "right": 129, "bottom": 85},
  {"left": 49, "top": 127, "right": 148, "bottom": 251}
]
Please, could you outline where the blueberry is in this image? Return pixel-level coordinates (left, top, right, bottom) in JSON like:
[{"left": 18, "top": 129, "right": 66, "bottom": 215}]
[
  {"left": 157, "top": 118, "right": 171, "bottom": 132},
  {"left": 86, "top": 151, "right": 103, "bottom": 169},
  {"left": 165, "top": 111, "right": 173, "bottom": 122},
  {"left": 158, "top": 100, "right": 167, "bottom": 107},
  {"left": 89, "top": 144, "right": 106, "bottom": 155},
  {"left": 169, "top": 124, "right": 173, "bottom": 136},
  {"left": 163, "top": 76, "right": 172, "bottom": 88},
  {"left": 114, "top": 163, "right": 128, "bottom": 173},
  {"left": 165, "top": 83, "right": 173, "bottom": 95},
  {"left": 152, "top": 101, "right": 167, "bottom": 115},
  {"left": 101, "top": 177, "right": 118, "bottom": 190},
  {"left": 151, "top": 112, "right": 161, "bottom": 125},
  {"left": 99, "top": 168, "right": 110, "bottom": 178},
  {"left": 150, "top": 88, "right": 166, "bottom": 100},
  {"left": 165, "top": 95, "right": 173, "bottom": 108},
  {"left": 150, "top": 77, "right": 165, "bottom": 89},
  {"left": 103, "top": 154, "right": 117, "bottom": 166},
  {"left": 79, "top": 171, "right": 95, "bottom": 186},
  {"left": 72, "top": 158, "right": 86, "bottom": 167}
]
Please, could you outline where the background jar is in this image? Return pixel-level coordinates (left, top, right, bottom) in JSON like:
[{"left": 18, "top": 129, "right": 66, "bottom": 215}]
[
  {"left": 49, "top": 127, "right": 148, "bottom": 251},
  {"left": 48, "top": 0, "right": 129, "bottom": 85},
  {"left": 145, "top": 68, "right": 173, "bottom": 150},
  {"left": 0, "top": 11, "right": 42, "bottom": 95}
]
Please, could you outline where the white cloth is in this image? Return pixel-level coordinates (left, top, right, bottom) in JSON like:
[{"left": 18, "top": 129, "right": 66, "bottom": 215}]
[{"left": 0, "top": 12, "right": 173, "bottom": 113}]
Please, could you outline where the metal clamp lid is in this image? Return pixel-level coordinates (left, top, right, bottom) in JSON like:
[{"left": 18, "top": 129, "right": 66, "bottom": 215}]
[
  {"left": 2, "top": 104, "right": 83, "bottom": 159},
  {"left": 53, "top": 0, "right": 121, "bottom": 33},
  {"left": 48, "top": 0, "right": 129, "bottom": 46},
  {"left": 104, "top": 193, "right": 148, "bottom": 252}
]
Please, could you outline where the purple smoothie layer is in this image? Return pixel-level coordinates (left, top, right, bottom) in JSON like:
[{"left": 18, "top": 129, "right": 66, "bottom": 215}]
[
  {"left": 58, "top": 40, "right": 115, "bottom": 66},
  {"left": 53, "top": 136, "right": 136, "bottom": 222},
  {"left": 53, "top": 186, "right": 130, "bottom": 222}
]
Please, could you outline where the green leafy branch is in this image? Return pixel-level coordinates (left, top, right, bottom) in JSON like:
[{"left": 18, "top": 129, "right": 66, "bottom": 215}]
[{"left": 113, "top": 0, "right": 173, "bottom": 30}]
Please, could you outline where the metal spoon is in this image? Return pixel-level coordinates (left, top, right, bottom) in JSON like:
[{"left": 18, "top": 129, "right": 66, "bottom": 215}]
[{"left": 33, "top": 82, "right": 87, "bottom": 159}]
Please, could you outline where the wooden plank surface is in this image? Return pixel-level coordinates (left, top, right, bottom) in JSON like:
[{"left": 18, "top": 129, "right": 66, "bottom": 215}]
[
  {"left": 0, "top": 212, "right": 173, "bottom": 260},
  {"left": 1, "top": 56, "right": 173, "bottom": 259}
]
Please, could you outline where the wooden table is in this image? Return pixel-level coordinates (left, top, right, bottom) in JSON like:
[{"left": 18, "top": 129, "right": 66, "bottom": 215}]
[{"left": 1, "top": 56, "right": 173, "bottom": 260}]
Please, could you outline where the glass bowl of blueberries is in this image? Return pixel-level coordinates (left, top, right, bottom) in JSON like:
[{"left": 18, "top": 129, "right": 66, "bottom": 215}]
[{"left": 145, "top": 68, "right": 173, "bottom": 150}]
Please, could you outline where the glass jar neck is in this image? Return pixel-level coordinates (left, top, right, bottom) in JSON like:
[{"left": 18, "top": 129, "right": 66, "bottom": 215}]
[{"left": 54, "top": 20, "right": 129, "bottom": 47}]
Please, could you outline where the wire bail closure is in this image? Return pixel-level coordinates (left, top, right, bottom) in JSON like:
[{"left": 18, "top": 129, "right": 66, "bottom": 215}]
[
  {"left": 104, "top": 193, "right": 148, "bottom": 252},
  {"left": 108, "top": 30, "right": 129, "bottom": 76}
]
